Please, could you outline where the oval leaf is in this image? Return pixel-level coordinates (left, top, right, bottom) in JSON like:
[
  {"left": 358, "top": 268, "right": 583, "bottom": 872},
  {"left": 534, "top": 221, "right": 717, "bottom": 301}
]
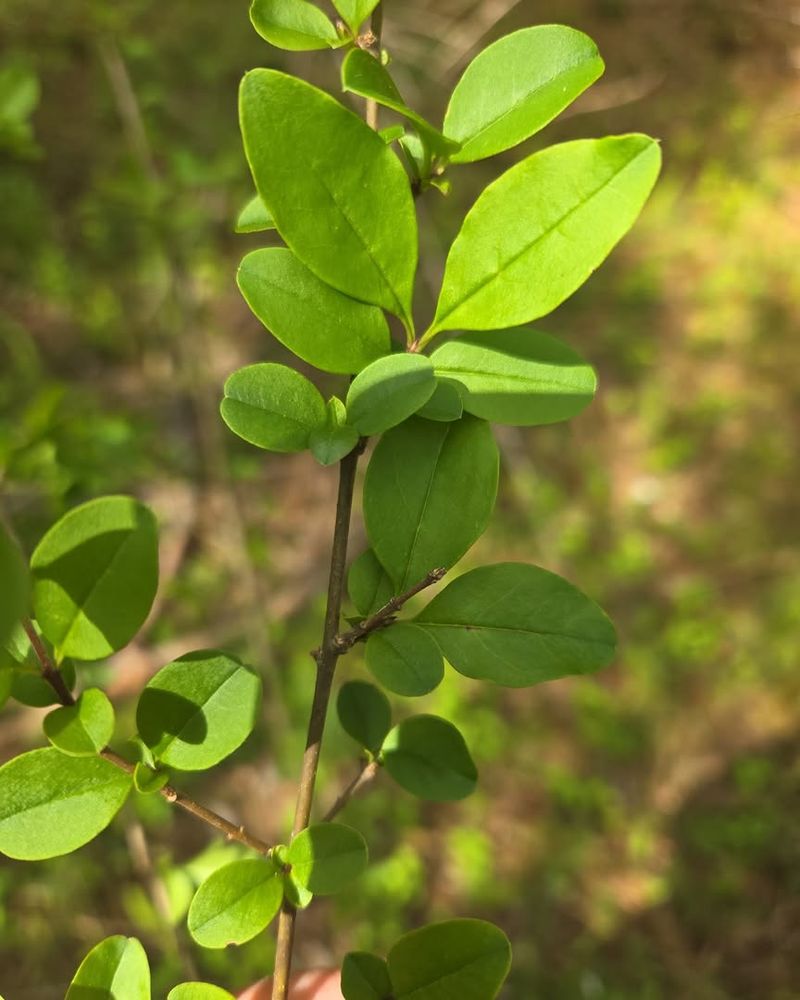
[
  {"left": 43, "top": 688, "right": 115, "bottom": 757},
  {"left": 168, "top": 985, "right": 235, "bottom": 1000},
  {"left": 66, "top": 935, "right": 150, "bottom": 1000},
  {"left": 444, "top": 26, "right": 605, "bottom": 163},
  {"left": 188, "top": 858, "right": 282, "bottom": 949},
  {"left": 346, "top": 354, "right": 436, "bottom": 436},
  {"left": 341, "top": 951, "right": 392, "bottom": 1000},
  {"left": 240, "top": 70, "right": 417, "bottom": 329},
  {"left": 430, "top": 329, "right": 596, "bottom": 426},
  {"left": 332, "top": 0, "right": 379, "bottom": 34},
  {"left": 364, "top": 416, "right": 498, "bottom": 591},
  {"left": 388, "top": 919, "right": 511, "bottom": 1000},
  {"left": 428, "top": 136, "right": 662, "bottom": 337},
  {"left": 348, "top": 548, "right": 393, "bottom": 617},
  {"left": 416, "top": 378, "right": 463, "bottom": 422},
  {"left": 287, "top": 822, "right": 368, "bottom": 895},
  {"left": 310, "top": 397, "right": 360, "bottom": 467},
  {"left": 366, "top": 623, "right": 443, "bottom": 697},
  {"left": 381, "top": 715, "right": 476, "bottom": 801},
  {"left": 250, "top": 0, "right": 343, "bottom": 51},
  {"left": 337, "top": 680, "right": 392, "bottom": 752},
  {"left": 136, "top": 650, "right": 262, "bottom": 771},
  {"left": 237, "top": 249, "right": 390, "bottom": 375},
  {"left": 235, "top": 194, "right": 275, "bottom": 234},
  {"left": 0, "top": 748, "right": 131, "bottom": 859},
  {"left": 417, "top": 563, "right": 617, "bottom": 686},
  {"left": 0, "top": 523, "right": 28, "bottom": 644},
  {"left": 220, "top": 362, "right": 326, "bottom": 452},
  {"left": 30, "top": 495, "right": 158, "bottom": 661}
]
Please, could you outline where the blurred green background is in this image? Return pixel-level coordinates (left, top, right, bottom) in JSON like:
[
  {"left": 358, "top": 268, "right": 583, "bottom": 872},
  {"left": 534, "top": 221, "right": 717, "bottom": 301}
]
[{"left": 1, "top": 0, "right": 799, "bottom": 996}]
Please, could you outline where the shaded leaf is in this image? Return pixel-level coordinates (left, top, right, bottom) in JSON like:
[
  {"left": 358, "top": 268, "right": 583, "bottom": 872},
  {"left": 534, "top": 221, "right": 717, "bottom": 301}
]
[
  {"left": 133, "top": 762, "right": 170, "bottom": 795},
  {"left": 430, "top": 329, "right": 596, "bottom": 426},
  {"left": 250, "top": 0, "right": 343, "bottom": 51},
  {"left": 444, "top": 26, "right": 604, "bottom": 163},
  {"left": 282, "top": 870, "right": 314, "bottom": 909},
  {"left": 348, "top": 548, "right": 393, "bottom": 617},
  {"left": 287, "top": 822, "right": 368, "bottom": 895},
  {"left": 0, "top": 748, "right": 131, "bottom": 860},
  {"left": 235, "top": 194, "right": 275, "bottom": 234},
  {"left": 346, "top": 354, "right": 436, "bottom": 435},
  {"left": 337, "top": 680, "right": 391, "bottom": 752},
  {"left": 237, "top": 248, "right": 390, "bottom": 374},
  {"left": 137, "top": 650, "right": 262, "bottom": 771},
  {"left": 0, "top": 522, "right": 28, "bottom": 644},
  {"left": 366, "top": 623, "right": 443, "bottom": 697},
  {"left": 30, "top": 496, "right": 158, "bottom": 661},
  {"left": 332, "top": 0, "right": 380, "bottom": 34},
  {"left": 43, "top": 688, "right": 114, "bottom": 756},
  {"left": 417, "top": 562, "right": 617, "bottom": 686},
  {"left": 188, "top": 858, "right": 282, "bottom": 949},
  {"left": 240, "top": 70, "right": 417, "bottom": 329},
  {"left": 310, "top": 397, "right": 360, "bottom": 467},
  {"left": 364, "top": 416, "right": 498, "bottom": 590},
  {"left": 416, "top": 378, "right": 463, "bottom": 422},
  {"left": 168, "top": 985, "right": 235, "bottom": 1000},
  {"left": 381, "top": 715, "right": 476, "bottom": 801},
  {"left": 341, "top": 951, "right": 392, "bottom": 1000},
  {"left": 66, "top": 935, "right": 150, "bottom": 1000}
]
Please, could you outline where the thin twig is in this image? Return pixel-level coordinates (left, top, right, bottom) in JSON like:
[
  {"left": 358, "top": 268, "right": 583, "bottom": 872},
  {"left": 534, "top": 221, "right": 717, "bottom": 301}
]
[
  {"left": 364, "top": 5, "right": 383, "bottom": 130},
  {"left": 21, "top": 620, "right": 275, "bottom": 857},
  {"left": 322, "top": 759, "right": 381, "bottom": 823}
]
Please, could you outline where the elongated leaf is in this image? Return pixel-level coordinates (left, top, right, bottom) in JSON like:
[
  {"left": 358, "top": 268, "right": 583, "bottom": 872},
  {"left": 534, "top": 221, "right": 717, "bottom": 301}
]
[
  {"left": 416, "top": 378, "right": 463, "bottom": 422},
  {"left": 332, "top": 0, "right": 379, "bottom": 34},
  {"left": 428, "top": 136, "right": 662, "bottom": 337},
  {"left": 220, "top": 362, "right": 326, "bottom": 452},
  {"left": 310, "top": 397, "right": 359, "bottom": 467},
  {"left": 364, "top": 416, "right": 498, "bottom": 591},
  {"left": 66, "top": 935, "right": 150, "bottom": 1000},
  {"left": 237, "top": 249, "right": 390, "bottom": 374},
  {"left": 240, "top": 70, "right": 417, "bottom": 329},
  {"left": 287, "top": 822, "right": 368, "bottom": 895},
  {"left": 337, "top": 680, "right": 391, "bottom": 752},
  {"left": 44, "top": 688, "right": 115, "bottom": 757},
  {"left": 168, "top": 985, "right": 235, "bottom": 1000},
  {"left": 381, "top": 714, "right": 476, "bottom": 801},
  {"left": 348, "top": 548, "right": 393, "bottom": 617},
  {"left": 346, "top": 354, "right": 436, "bottom": 435},
  {"left": 417, "top": 563, "right": 617, "bottom": 687},
  {"left": 366, "top": 623, "right": 443, "bottom": 697},
  {"left": 0, "top": 748, "right": 131, "bottom": 859},
  {"left": 30, "top": 496, "right": 158, "bottom": 661},
  {"left": 235, "top": 194, "right": 275, "bottom": 234},
  {"left": 341, "top": 952, "right": 392, "bottom": 1000},
  {"left": 250, "top": 0, "right": 343, "bottom": 50},
  {"left": 444, "top": 26, "right": 604, "bottom": 163},
  {"left": 137, "top": 650, "right": 261, "bottom": 771},
  {"left": 0, "top": 523, "right": 28, "bottom": 644},
  {"left": 342, "top": 50, "right": 459, "bottom": 157},
  {"left": 430, "top": 329, "right": 596, "bottom": 426},
  {"left": 188, "top": 858, "right": 282, "bottom": 949},
  {"left": 388, "top": 919, "right": 511, "bottom": 1000}
]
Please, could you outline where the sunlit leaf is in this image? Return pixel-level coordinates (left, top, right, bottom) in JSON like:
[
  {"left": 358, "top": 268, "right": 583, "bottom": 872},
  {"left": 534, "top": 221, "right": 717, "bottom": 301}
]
[
  {"left": 66, "top": 935, "right": 150, "bottom": 1000},
  {"left": 43, "top": 688, "right": 115, "bottom": 757},
  {"left": 346, "top": 354, "right": 436, "bottom": 435},
  {"left": 188, "top": 858, "right": 282, "bottom": 949},
  {"left": 168, "top": 984, "right": 235, "bottom": 1000},
  {"left": 287, "top": 822, "right": 368, "bottom": 895},
  {"left": 250, "top": 0, "right": 344, "bottom": 51},
  {"left": 332, "top": 0, "right": 380, "bottom": 34},
  {"left": 234, "top": 194, "right": 275, "bottom": 234}
]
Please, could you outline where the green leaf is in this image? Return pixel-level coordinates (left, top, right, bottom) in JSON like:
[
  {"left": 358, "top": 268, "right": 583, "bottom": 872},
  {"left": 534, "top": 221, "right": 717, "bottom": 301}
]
[
  {"left": 379, "top": 123, "right": 405, "bottom": 144},
  {"left": 250, "top": 0, "right": 344, "bottom": 51},
  {"left": 137, "top": 650, "right": 262, "bottom": 771},
  {"left": 387, "top": 919, "right": 511, "bottom": 1000},
  {"left": 310, "top": 397, "right": 360, "bottom": 467},
  {"left": 332, "top": 0, "right": 379, "bottom": 34},
  {"left": 133, "top": 762, "right": 170, "bottom": 794},
  {"left": 444, "top": 26, "right": 605, "bottom": 163},
  {"left": 0, "top": 523, "right": 28, "bottom": 644},
  {"left": 0, "top": 748, "right": 131, "bottom": 860},
  {"left": 363, "top": 416, "right": 498, "bottom": 591},
  {"left": 168, "top": 984, "right": 235, "bottom": 1000},
  {"left": 237, "top": 249, "right": 390, "bottom": 375},
  {"left": 430, "top": 329, "right": 596, "bottom": 426},
  {"left": 188, "top": 858, "right": 282, "bottom": 949},
  {"left": 220, "top": 362, "right": 326, "bottom": 452},
  {"left": 43, "top": 688, "right": 114, "bottom": 756},
  {"left": 348, "top": 549, "right": 393, "bottom": 617},
  {"left": 30, "top": 496, "right": 159, "bottom": 661},
  {"left": 341, "top": 50, "right": 459, "bottom": 157},
  {"left": 3, "top": 623, "right": 77, "bottom": 705},
  {"left": 381, "top": 715, "right": 476, "bottom": 801},
  {"left": 235, "top": 194, "right": 275, "bottom": 234},
  {"left": 427, "top": 136, "right": 662, "bottom": 338},
  {"left": 417, "top": 563, "right": 617, "bottom": 687},
  {"left": 341, "top": 952, "right": 392, "bottom": 1000},
  {"left": 346, "top": 354, "right": 436, "bottom": 435},
  {"left": 0, "top": 665, "right": 11, "bottom": 710},
  {"left": 287, "top": 822, "right": 368, "bottom": 895},
  {"left": 66, "top": 935, "right": 150, "bottom": 1000},
  {"left": 282, "top": 870, "right": 314, "bottom": 909},
  {"left": 337, "top": 680, "right": 391, "bottom": 752},
  {"left": 240, "top": 70, "right": 417, "bottom": 330},
  {"left": 366, "top": 623, "right": 443, "bottom": 697},
  {"left": 416, "top": 378, "right": 463, "bottom": 422}
]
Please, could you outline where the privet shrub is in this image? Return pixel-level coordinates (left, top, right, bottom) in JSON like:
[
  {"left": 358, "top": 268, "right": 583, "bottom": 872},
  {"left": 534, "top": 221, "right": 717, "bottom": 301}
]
[{"left": 0, "top": 2, "right": 660, "bottom": 997}]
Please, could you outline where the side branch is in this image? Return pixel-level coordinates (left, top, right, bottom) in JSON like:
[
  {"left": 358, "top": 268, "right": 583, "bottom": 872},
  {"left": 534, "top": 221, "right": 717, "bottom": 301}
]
[{"left": 322, "top": 759, "right": 381, "bottom": 823}]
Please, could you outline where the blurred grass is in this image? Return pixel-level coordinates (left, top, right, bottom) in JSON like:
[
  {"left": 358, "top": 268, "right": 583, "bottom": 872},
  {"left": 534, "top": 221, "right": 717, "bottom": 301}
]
[{"left": 1, "top": 1, "right": 799, "bottom": 997}]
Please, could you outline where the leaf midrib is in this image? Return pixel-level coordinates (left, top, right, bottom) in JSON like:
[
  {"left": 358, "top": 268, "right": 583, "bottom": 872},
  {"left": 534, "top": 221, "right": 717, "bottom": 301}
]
[
  {"left": 156, "top": 667, "right": 247, "bottom": 758},
  {"left": 419, "top": 621, "right": 612, "bottom": 644},
  {"left": 395, "top": 942, "right": 509, "bottom": 1000}
]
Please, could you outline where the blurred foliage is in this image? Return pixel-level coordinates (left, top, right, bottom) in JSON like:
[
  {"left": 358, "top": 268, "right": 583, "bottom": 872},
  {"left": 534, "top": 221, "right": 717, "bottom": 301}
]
[{"left": 1, "top": 0, "right": 800, "bottom": 997}]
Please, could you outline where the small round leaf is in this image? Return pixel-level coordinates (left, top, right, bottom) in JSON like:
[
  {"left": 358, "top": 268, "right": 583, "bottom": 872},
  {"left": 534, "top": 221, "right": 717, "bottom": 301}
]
[
  {"left": 337, "top": 681, "right": 391, "bottom": 753},
  {"left": 133, "top": 762, "right": 170, "bottom": 795},
  {"left": 416, "top": 379, "right": 464, "bottom": 422},
  {"left": 188, "top": 858, "right": 282, "bottom": 949},
  {"left": 366, "top": 624, "right": 444, "bottom": 697},
  {"left": 341, "top": 951, "right": 392, "bottom": 1000},
  {"left": 43, "top": 688, "right": 114, "bottom": 756},
  {"left": 381, "top": 715, "right": 477, "bottom": 801},
  {"left": 287, "top": 822, "right": 368, "bottom": 895},
  {"left": 250, "top": 0, "right": 343, "bottom": 51},
  {"left": 66, "top": 935, "right": 150, "bottom": 1000},
  {"left": 168, "top": 985, "right": 235, "bottom": 1000},
  {"left": 346, "top": 354, "right": 436, "bottom": 436}
]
